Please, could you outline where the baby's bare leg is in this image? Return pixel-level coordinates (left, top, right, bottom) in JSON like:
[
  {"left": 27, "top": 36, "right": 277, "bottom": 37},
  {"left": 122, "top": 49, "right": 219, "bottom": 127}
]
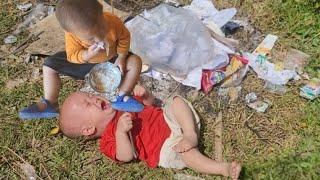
[
  {"left": 181, "top": 148, "right": 241, "bottom": 179},
  {"left": 170, "top": 97, "right": 198, "bottom": 152},
  {"left": 118, "top": 55, "right": 142, "bottom": 94}
]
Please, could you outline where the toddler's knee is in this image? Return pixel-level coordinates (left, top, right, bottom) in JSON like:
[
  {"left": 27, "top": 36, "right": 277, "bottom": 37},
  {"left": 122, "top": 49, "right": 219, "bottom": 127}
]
[
  {"left": 43, "top": 64, "right": 57, "bottom": 74},
  {"left": 129, "top": 55, "right": 142, "bottom": 66}
]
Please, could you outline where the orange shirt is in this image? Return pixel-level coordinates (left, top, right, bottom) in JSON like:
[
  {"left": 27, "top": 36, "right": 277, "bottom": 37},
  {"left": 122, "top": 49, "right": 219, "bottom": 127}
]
[{"left": 65, "top": 12, "right": 130, "bottom": 64}]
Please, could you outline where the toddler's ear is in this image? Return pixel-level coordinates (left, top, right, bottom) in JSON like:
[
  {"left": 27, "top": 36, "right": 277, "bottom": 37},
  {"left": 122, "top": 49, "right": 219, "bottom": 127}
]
[{"left": 81, "top": 126, "right": 96, "bottom": 136}]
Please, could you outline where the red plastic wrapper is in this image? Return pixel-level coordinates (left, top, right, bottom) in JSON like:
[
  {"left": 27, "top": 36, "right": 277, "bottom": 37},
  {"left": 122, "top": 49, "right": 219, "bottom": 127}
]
[{"left": 201, "top": 55, "right": 248, "bottom": 94}]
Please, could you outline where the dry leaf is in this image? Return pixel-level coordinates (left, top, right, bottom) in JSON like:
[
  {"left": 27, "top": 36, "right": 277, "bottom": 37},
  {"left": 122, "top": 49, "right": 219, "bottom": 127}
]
[
  {"left": 5, "top": 79, "right": 26, "bottom": 90},
  {"left": 49, "top": 127, "right": 59, "bottom": 135},
  {"left": 31, "top": 68, "right": 41, "bottom": 81}
]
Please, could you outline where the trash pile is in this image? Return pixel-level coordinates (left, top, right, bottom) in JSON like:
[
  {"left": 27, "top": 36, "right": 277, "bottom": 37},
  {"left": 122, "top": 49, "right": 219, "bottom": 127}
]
[
  {"left": 126, "top": 0, "right": 317, "bottom": 111},
  {"left": 3, "top": 0, "right": 317, "bottom": 110}
]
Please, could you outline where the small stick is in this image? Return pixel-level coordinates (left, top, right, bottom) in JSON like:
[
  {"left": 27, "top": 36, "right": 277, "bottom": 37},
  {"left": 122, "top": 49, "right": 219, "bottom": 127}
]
[
  {"left": 1, "top": 155, "right": 25, "bottom": 179},
  {"left": 165, "top": 83, "right": 180, "bottom": 100},
  {"left": 83, "top": 157, "right": 102, "bottom": 166},
  {"left": 6, "top": 147, "right": 28, "bottom": 163},
  {"left": 110, "top": 0, "right": 114, "bottom": 14},
  {"left": 244, "top": 121, "right": 269, "bottom": 143},
  {"left": 0, "top": 31, "right": 43, "bottom": 59},
  {"left": 214, "top": 111, "right": 224, "bottom": 162},
  {"left": 40, "top": 163, "right": 53, "bottom": 180},
  {"left": 0, "top": 30, "right": 10, "bottom": 35},
  {"left": 7, "top": 147, "right": 44, "bottom": 180}
]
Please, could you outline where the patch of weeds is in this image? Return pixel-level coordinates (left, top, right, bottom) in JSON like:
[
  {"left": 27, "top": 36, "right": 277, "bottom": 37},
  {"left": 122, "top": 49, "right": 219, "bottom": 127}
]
[
  {"left": 0, "top": 1, "right": 23, "bottom": 42},
  {"left": 243, "top": 99, "right": 320, "bottom": 179},
  {"left": 257, "top": 0, "right": 320, "bottom": 76}
]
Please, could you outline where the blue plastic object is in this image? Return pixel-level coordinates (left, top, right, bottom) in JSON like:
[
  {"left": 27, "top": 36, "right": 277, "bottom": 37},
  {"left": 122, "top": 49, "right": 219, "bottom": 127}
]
[
  {"left": 111, "top": 95, "right": 144, "bottom": 112},
  {"left": 19, "top": 99, "right": 59, "bottom": 120}
]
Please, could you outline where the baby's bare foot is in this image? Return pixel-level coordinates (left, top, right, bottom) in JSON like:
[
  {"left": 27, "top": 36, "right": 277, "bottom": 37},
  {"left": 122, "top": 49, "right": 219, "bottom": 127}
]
[
  {"left": 173, "top": 133, "right": 198, "bottom": 153},
  {"left": 227, "top": 162, "right": 241, "bottom": 180}
]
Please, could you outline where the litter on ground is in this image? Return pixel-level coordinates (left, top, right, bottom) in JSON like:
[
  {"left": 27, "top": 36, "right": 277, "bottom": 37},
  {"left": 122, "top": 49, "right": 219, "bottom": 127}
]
[{"left": 300, "top": 78, "right": 320, "bottom": 100}]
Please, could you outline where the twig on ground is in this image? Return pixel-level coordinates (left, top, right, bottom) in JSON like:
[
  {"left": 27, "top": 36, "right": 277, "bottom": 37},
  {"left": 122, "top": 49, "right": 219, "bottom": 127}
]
[
  {"left": 164, "top": 83, "right": 181, "bottom": 100},
  {"left": 6, "top": 147, "right": 44, "bottom": 180},
  {"left": 0, "top": 31, "right": 43, "bottom": 59},
  {"left": 110, "top": 0, "right": 114, "bottom": 14},
  {"left": 83, "top": 157, "right": 102, "bottom": 166},
  {"left": 6, "top": 147, "right": 28, "bottom": 163},
  {"left": 1, "top": 155, "right": 25, "bottom": 179},
  {"left": 244, "top": 121, "right": 269, "bottom": 143},
  {"left": 14, "top": 31, "right": 44, "bottom": 53},
  {"left": 41, "top": 163, "right": 53, "bottom": 180},
  {"left": 0, "top": 30, "right": 10, "bottom": 35},
  {"left": 214, "top": 111, "right": 224, "bottom": 162},
  {"left": 130, "top": 0, "right": 141, "bottom": 6},
  {"left": 241, "top": 111, "right": 269, "bottom": 143}
]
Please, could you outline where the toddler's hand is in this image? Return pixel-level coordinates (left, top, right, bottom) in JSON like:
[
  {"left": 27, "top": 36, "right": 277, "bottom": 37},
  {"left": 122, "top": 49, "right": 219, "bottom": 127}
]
[
  {"left": 114, "top": 57, "right": 126, "bottom": 74},
  {"left": 83, "top": 43, "right": 104, "bottom": 61},
  {"left": 133, "top": 85, "right": 148, "bottom": 97},
  {"left": 117, "top": 112, "right": 133, "bottom": 133}
]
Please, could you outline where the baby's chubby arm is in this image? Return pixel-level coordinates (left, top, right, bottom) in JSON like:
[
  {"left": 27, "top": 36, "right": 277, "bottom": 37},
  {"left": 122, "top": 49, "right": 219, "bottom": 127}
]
[
  {"left": 115, "top": 113, "right": 134, "bottom": 162},
  {"left": 133, "top": 85, "right": 155, "bottom": 106}
]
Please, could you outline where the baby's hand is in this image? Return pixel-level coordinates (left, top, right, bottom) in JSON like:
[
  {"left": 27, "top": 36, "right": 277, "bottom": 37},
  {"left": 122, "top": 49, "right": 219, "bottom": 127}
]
[
  {"left": 117, "top": 112, "right": 133, "bottom": 133},
  {"left": 133, "top": 85, "right": 147, "bottom": 97},
  {"left": 83, "top": 43, "right": 104, "bottom": 61}
]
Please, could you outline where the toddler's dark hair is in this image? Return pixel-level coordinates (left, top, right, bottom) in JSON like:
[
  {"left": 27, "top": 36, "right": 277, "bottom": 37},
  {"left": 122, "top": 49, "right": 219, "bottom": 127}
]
[{"left": 56, "top": 0, "right": 103, "bottom": 31}]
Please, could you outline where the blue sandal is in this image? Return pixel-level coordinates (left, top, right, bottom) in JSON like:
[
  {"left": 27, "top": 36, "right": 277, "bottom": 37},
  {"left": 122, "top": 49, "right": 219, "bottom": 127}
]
[
  {"left": 111, "top": 95, "right": 144, "bottom": 112},
  {"left": 19, "top": 99, "right": 59, "bottom": 120}
]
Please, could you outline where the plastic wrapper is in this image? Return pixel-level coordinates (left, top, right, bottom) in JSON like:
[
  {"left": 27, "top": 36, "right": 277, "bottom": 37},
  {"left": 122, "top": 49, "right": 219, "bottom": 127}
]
[
  {"left": 264, "top": 80, "right": 286, "bottom": 95},
  {"left": 126, "top": 4, "right": 219, "bottom": 78},
  {"left": 221, "top": 55, "right": 249, "bottom": 88},
  {"left": 300, "top": 78, "right": 320, "bottom": 100},
  {"left": 284, "top": 48, "right": 310, "bottom": 74},
  {"left": 201, "top": 55, "right": 248, "bottom": 93}
]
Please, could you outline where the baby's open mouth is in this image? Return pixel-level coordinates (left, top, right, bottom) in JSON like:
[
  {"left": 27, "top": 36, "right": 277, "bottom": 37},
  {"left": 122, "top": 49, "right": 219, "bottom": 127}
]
[{"left": 101, "top": 101, "right": 108, "bottom": 110}]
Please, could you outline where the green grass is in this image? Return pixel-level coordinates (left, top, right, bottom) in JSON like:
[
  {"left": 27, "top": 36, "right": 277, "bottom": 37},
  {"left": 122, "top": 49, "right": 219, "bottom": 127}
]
[
  {"left": 215, "top": 0, "right": 320, "bottom": 179},
  {"left": 1, "top": 0, "right": 320, "bottom": 179}
]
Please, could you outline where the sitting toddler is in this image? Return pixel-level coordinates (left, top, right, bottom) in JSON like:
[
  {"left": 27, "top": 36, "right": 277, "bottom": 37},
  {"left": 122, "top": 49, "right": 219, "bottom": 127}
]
[{"left": 59, "top": 85, "right": 241, "bottom": 179}]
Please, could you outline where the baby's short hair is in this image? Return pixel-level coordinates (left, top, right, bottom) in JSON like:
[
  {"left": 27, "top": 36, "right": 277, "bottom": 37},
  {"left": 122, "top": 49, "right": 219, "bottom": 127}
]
[{"left": 55, "top": 0, "right": 103, "bottom": 31}]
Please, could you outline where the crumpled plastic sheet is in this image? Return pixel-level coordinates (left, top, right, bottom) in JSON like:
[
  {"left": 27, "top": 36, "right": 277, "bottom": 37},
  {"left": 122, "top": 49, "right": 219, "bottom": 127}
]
[
  {"left": 128, "top": 2, "right": 236, "bottom": 89},
  {"left": 127, "top": 4, "right": 227, "bottom": 78},
  {"left": 183, "top": 0, "right": 236, "bottom": 28}
]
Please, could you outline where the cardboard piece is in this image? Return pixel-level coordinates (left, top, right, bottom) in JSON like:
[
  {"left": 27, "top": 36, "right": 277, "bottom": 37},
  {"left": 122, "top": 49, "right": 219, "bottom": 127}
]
[{"left": 25, "top": 0, "right": 129, "bottom": 56}]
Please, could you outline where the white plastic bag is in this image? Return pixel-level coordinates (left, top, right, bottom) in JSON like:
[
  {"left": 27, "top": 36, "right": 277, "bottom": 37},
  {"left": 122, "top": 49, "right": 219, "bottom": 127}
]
[{"left": 126, "top": 4, "right": 219, "bottom": 78}]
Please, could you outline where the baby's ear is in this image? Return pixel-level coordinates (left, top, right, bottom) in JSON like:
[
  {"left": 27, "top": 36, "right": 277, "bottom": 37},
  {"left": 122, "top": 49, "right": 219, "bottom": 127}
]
[{"left": 81, "top": 126, "right": 96, "bottom": 136}]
